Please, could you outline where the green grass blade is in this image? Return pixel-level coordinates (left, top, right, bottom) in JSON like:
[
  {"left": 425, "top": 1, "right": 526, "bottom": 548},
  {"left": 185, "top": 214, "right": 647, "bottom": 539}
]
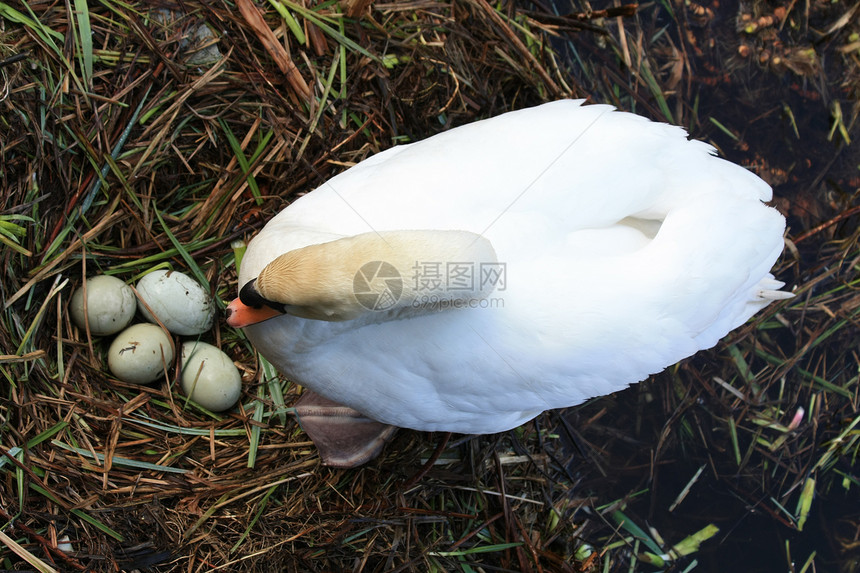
[
  {"left": 71, "top": 508, "right": 125, "bottom": 541},
  {"left": 126, "top": 414, "right": 247, "bottom": 436},
  {"left": 185, "top": 492, "right": 231, "bottom": 540},
  {"left": 431, "top": 542, "right": 523, "bottom": 556},
  {"left": 670, "top": 523, "right": 719, "bottom": 557},
  {"left": 795, "top": 477, "right": 815, "bottom": 531},
  {"left": 261, "top": 355, "right": 287, "bottom": 426},
  {"left": 72, "top": 0, "right": 94, "bottom": 84},
  {"left": 153, "top": 207, "right": 210, "bottom": 290},
  {"left": 28, "top": 421, "right": 69, "bottom": 449},
  {"left": 0, "top": 3, "right": 64, "bottom": 53},
  {"left": 248, "top": 384, "right": 265, "bottom": 468},
  {"left": 28, "top": 482, "right": 124, "bottom": 541},
  {"left": 267, "top": 0, "right": 306, "bottom": 44},
  {"left": 231, "top": 484, "right": 278, "bottom": 552},
  {"left": 51, "top": 440, "right": 189, "bottom": 473},
  {"left": 611, "top": 509, "right": 663, "bottom": 555},
  {"left": 279, "top": 0, "right": 381, "bottom": 63},
  {"left": 218, "top": 118, "right": 263, "bottom": 205},
  {"left": 709, "top": 117, "right": 739, "bottom": 141},
  {"left": 636, "top": 62, "right": 673, "bottom": 124},
  {"left": 80, "top": 84, "right": 151, "bottom": 214}
]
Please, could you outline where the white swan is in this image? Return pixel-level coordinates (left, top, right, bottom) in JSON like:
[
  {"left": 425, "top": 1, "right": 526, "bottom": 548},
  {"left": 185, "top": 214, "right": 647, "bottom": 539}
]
[{"left": 227, "top": 100, "right": 790, "bottom": 467}]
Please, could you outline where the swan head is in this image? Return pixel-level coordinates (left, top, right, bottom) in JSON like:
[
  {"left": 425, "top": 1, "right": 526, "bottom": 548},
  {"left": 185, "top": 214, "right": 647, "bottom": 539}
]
[
  {"left": 226, "top": 230, "right": 499, "bottom": 328},
  {"left": 226, "top": 248, "right": 368, "bottom": 326}
]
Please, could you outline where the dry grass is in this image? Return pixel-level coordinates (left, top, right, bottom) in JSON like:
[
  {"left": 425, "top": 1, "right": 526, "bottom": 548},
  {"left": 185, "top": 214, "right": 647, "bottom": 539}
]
[{"left": 1, "top": 0, "right": 859, "bottom": 571}]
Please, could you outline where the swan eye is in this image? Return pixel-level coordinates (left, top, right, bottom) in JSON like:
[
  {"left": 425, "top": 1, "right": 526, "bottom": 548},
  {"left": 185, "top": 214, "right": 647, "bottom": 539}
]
[{"left": 239, "top": 279, "right": 282, "bottom": 312}]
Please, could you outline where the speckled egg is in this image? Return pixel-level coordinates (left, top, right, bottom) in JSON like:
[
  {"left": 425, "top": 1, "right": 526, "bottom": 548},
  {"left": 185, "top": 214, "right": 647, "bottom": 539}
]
[
  {"left": 180, "top": 341, "right": 242, "bottom": 412},
  {"left": 70, "top": 275, "right": 136, "bottom": 336},
  {"left": 136, "top": 269, "right": 215, "bottom": 335},
  {"left": 108, "top": 323, "right": 175, "bottom": 385}
]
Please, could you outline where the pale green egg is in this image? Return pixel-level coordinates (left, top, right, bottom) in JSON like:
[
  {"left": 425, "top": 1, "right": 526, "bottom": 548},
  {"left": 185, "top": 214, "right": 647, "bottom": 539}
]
[
  {"left": 136, "top": 270, "right": 215, "bottom": 335},
  {"left": 70, "top": 276, "right": 136, "bottom": 336},
  {"left": 107, "top": 323, "right": 174, "bottom": 385},
  {"left": 180, "top": 341, "right": 242, "bottom": 411}
]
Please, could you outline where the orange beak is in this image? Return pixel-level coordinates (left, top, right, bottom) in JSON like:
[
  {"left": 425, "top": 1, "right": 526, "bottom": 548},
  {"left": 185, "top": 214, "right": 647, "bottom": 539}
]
[{"left": 226, "top": 297, "right": 284, "bottom": 328}]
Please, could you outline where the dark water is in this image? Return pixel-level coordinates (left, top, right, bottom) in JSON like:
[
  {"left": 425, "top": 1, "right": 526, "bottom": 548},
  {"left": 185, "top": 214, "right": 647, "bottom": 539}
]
[{"left": 560, "top": 376, "right": 859, "bottom": 572}]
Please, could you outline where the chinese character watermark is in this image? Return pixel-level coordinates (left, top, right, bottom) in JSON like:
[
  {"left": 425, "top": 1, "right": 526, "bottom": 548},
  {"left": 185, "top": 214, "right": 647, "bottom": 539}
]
[{"left": 412, "top": 261, "right": 506, "bottom": 293}]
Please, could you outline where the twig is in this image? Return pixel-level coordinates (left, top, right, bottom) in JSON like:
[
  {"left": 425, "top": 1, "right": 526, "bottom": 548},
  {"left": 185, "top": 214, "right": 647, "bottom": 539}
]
[{"left": 236, "top": 0, "right": 311, "bottom": 100}]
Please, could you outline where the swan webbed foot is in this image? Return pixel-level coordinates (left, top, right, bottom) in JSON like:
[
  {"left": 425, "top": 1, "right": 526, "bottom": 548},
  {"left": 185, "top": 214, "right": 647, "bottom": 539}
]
[{"left": 294, "top": 390, "right": 397, "bottom": 468}]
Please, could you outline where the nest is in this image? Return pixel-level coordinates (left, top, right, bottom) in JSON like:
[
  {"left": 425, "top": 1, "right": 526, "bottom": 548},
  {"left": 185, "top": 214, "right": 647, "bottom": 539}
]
[{"left": 1, "top": 0, "right": 859, "bottom": 571}]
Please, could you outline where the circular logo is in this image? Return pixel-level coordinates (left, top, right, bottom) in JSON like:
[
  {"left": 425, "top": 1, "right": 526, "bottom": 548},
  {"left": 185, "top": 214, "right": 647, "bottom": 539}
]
[{"left": 353, "top": 261, "right": 403, "bottom": 311}]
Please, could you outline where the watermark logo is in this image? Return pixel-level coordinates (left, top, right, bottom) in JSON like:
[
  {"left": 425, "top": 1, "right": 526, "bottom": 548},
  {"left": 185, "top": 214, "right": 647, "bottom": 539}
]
[
  {"left": 353, "top": 261, "right": 506, "bottom": 311},
  {"left": 353, "top": 261, "right": 403, "bottom": 311}
]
